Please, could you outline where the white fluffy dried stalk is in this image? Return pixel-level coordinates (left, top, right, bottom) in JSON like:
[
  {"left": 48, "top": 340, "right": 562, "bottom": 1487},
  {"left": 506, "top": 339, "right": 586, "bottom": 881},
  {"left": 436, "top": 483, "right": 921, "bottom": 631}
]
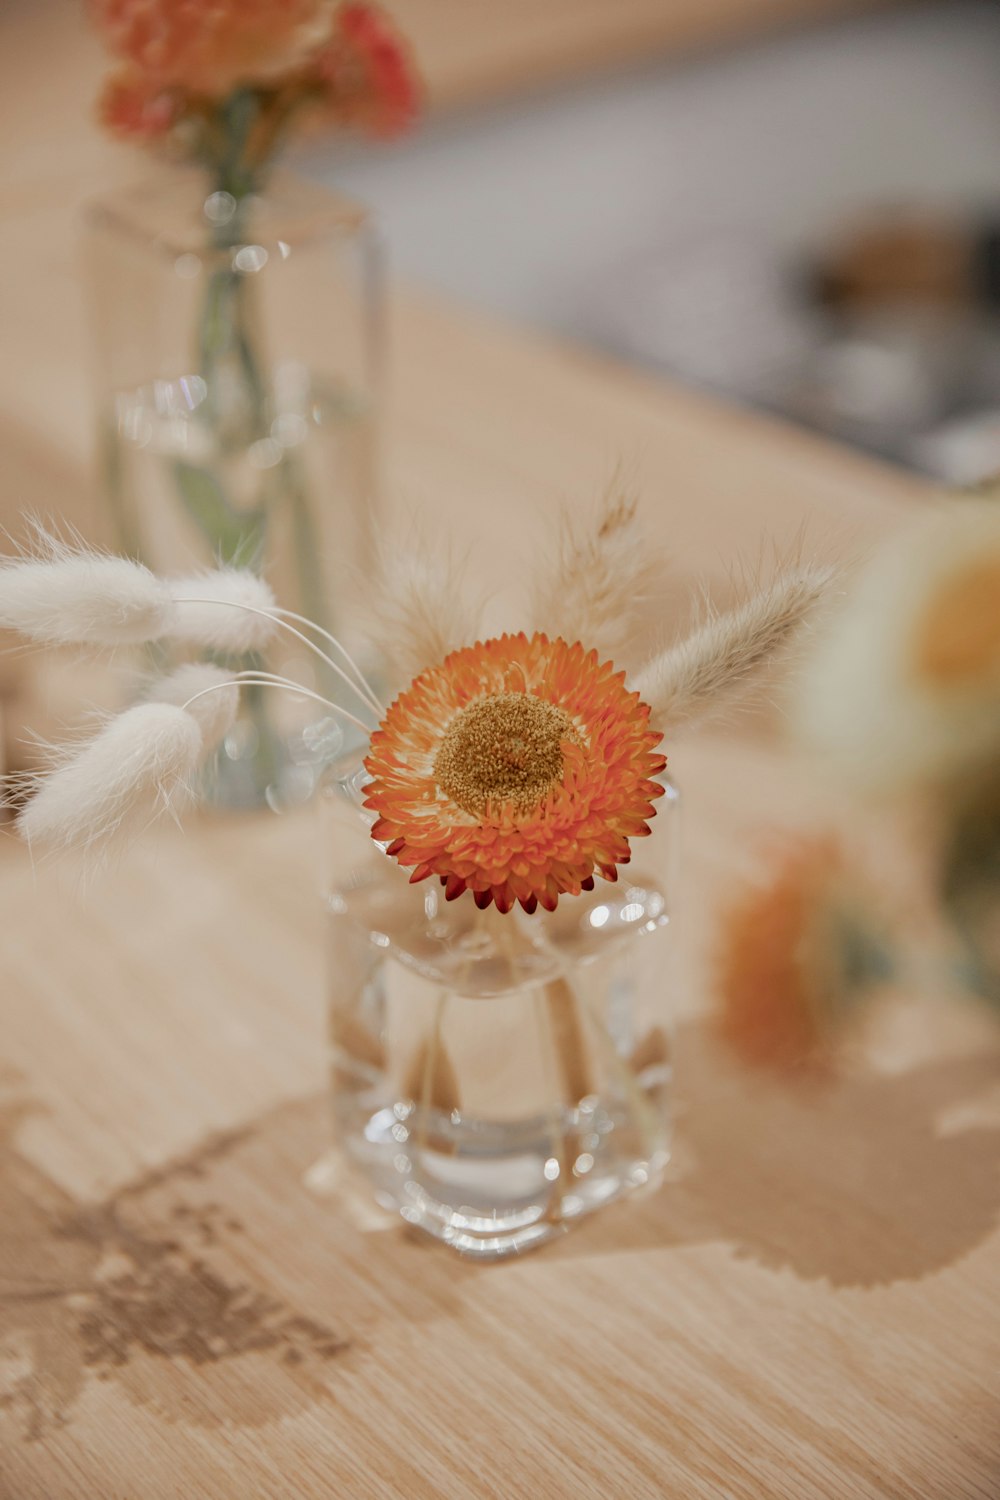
[
  {"left": 0, "top": 527, "right": 280, "bottom": 656},
  {"left": 15, "top": 703, "right": 204, "bottom": 859},
  {"left": 145, "top": 663, "right": 239, "bottom": 751},
  {"left": 0, "top": 534, "right": 172, "bottom": 646},
  {"left": 367, "top": 535, "right": 481, "bottom": 690},
  {"left": 633, "top": 563, "right": 833, "bottom": 731},
  {"left": 529, "top": 485, "right": 664, "bottom": 661},
  {"left": 164, "top": 570, "right": 278, "bottom": 654}
]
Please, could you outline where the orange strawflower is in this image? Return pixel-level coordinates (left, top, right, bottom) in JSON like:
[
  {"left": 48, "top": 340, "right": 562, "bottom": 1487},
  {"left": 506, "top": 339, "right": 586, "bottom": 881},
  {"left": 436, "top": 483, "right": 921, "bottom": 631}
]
[
  {"left": 363, "top": 633, "right": 667, "bottom": 915},
  {"left": 91, "top": 0, "right": 420, "bottom": 148},
  {"left": 97, "top": 69, "right": 180, "bottom": 140},
  {"left": 90, "top": 0, "right": 331, "bottom": 96},
  {"left": 716, "top": 838, "right": 850, "bottom": 1070},
  {"left": 313, "top": 2, "right": 421, "bottom": 138}
]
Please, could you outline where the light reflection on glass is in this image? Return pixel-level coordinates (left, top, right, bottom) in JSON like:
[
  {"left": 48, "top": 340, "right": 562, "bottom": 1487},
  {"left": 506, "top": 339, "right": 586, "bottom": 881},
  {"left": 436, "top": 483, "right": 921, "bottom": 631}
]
[
  {"left": 589, "top": 904, "right": 611, "bottom": 928},
  {"left": 178, "top": 374, "right": 207, "bottom": 409},
  {"left": 204, "top": 190, "right": 237, "bottom": 225},
  {"left": 119, "top": 406, "right": 152, "bottom": 447},
  {"left": 248, "top": 437, "right": 282, "bottom": 469},
  {"left": 271, "top": 412, "right": 308, "bottom": 447},
  {"left": 233, "top": 244, "right": 268, "bottom": 274}
]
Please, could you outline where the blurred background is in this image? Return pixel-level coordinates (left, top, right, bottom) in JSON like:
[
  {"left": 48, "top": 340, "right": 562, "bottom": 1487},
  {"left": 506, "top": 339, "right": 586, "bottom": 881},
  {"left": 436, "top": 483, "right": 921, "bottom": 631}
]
[
  {"left": 2, "top": 0, "right": 1000, "bottom": 789},
  {"left": 5, "top": 0, "right": 1000, "bottom": 490},
  {"left": 291, "top": 0, "right": 1000, "bottom": 485}
]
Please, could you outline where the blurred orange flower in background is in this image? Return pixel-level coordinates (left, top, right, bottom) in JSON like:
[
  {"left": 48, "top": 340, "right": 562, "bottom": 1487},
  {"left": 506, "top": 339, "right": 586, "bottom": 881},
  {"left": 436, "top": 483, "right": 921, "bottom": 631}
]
[
  {"left": 314, "top": 3, "right": 421, "bottom": 138},
  {"left": 715, "top": 837, "right": 886, "bottom": 1072},
  {"left": 91, "top": 0, "right": 332, "bottom": 97},
  {"left": 97, "top": 70, "right": 181, "bottom": 139},
  {"left": 91, "top": 0, "right": 421, "bottom": 149}
]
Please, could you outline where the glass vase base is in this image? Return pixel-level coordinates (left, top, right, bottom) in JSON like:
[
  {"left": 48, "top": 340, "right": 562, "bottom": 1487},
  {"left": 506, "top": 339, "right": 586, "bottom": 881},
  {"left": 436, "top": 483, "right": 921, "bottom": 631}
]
[{"left": 342, "top": 1096, "right": 669, "bottom": 1260}]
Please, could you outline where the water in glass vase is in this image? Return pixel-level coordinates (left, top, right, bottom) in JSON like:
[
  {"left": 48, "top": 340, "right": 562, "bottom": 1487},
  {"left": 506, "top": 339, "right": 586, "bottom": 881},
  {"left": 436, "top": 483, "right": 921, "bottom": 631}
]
[{"left": 325, "top": 802, "right": 674, "bottom": 1259}]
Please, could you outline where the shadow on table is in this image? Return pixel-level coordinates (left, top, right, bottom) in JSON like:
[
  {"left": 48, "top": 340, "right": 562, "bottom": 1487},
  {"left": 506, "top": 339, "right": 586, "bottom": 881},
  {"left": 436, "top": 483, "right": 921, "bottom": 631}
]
[
  {"left": 3, "top": 1021, "right": 998, "bottom": 1443},
  {"left": 0, "top": 1074, "right": 476, "bottom": 1442},
  {"left": 556, "top": 1019, "right": 1000, "bottom": 1284}
]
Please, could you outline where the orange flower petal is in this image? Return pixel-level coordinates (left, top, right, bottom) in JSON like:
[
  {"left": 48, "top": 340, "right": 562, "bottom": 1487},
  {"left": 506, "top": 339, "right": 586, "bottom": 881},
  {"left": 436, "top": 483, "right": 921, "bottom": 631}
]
[{"left": 364, "top": 633, "right": 666, "bottom": 913}]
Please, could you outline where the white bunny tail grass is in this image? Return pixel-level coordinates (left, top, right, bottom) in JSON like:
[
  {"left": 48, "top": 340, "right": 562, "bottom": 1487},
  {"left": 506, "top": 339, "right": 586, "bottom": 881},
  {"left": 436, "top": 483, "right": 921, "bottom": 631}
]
[
  {"left": 0, "top": 536, "right": 172, "bottom": 646},
  {"left": 145, "top": 663, "right": 240, "bottom": 752},
  {"left": 165, "top": 570, "right": 279, "bottom": 654},
  {"left": 15, "top": 703, "right": 204, "bottom": 859},
  {"left": 634, "top": 563, "right": 834, "bottom": 732},
  {"left": 368, "top": 534, "right": 482, "bottom": 689},
  {"left": 529, "top": 483, "right": 664, "bottom": 663}
]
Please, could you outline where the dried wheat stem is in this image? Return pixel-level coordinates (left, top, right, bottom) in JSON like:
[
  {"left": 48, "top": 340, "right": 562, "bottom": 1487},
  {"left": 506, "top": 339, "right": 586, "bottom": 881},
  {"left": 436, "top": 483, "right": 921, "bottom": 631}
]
[
  {"left": 407, "top": 995, "right": 460, "bottom": 1162},
  {"left": 544, "top": 977, "right": 596, "bottom": 1105},
  {"left": 367, "top": 534, "right": 481, "bottom": 691},
  {"left": 530, "top": 483, "right": 664, "bottom": 662}
]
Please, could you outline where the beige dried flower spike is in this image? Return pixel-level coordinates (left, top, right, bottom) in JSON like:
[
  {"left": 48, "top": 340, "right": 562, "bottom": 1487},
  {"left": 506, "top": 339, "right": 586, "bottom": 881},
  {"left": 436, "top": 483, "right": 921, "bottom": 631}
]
[
  {"left": 366, "top": 526, "right": 482, "bottom": 695},
  {"left": 526, "top": 488, "right": 831, "bottom": 731},
  {"left": 530, "top": 482, "right": 665, "bottom": 665},
  {"left": 634, "top": 562, "right": 834, "bottom": 731}
]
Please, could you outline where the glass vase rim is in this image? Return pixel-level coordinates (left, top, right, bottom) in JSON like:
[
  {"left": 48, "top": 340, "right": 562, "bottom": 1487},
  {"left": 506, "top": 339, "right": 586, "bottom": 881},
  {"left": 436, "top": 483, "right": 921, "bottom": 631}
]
[{"left": 82, "top": 166, "right": 372, "bottom": 266}]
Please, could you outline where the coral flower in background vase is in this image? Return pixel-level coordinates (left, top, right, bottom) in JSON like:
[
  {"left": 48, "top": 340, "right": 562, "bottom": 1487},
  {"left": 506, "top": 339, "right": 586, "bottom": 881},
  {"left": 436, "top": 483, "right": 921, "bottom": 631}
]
[{"left": 84, "top": 0, "right": 422, "bottom": 809}]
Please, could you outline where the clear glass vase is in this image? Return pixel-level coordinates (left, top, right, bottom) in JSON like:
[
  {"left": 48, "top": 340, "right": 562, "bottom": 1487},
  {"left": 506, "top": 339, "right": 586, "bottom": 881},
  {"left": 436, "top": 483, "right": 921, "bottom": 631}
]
[
  {"left": 322, "top": 762, "right": 678, "bottom": 1259},
  {"left": 83, "top": 168, "right": 381, "bottom": 809}
]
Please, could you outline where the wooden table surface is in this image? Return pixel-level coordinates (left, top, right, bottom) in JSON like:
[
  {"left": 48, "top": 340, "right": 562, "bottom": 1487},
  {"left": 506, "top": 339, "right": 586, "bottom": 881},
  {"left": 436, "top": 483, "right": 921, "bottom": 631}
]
[
  {"left": 392, "top": 0, "right": 912, "bottom": 111},
  {"left": 2, "top": 4, "right": 999, "bottom": 1499},
  {"left": 4, "top": 0, "right": 913, "bottom": 124}
]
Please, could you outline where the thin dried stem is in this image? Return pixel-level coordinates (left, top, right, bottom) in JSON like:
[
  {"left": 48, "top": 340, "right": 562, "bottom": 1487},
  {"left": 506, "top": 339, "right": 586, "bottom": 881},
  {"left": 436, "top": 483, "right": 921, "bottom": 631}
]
[
  {"left": 405, "top": 1022, "right": 461, "bottom": 1116},
  {"left": 175, "top": 598, "right": 379, "bottom": 720},
  {"left": 273, "top": 607, "right": 384, "bottom": 715},
  {"left": 182, "top": 673, "right": 371, "bottom": 737},
  {"left": 544, "top": 977, "right": 596, "bottom": 1105}
]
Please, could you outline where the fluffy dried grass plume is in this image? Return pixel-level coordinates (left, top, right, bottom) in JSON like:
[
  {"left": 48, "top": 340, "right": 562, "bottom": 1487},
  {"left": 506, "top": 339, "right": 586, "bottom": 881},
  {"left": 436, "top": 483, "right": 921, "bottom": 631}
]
[
  {"left": 14, "top": 703, "right": 204, "bottom": 860},
  {"left": 366, "top": 531, "right": 482, "bottom": 692},
  {"left": 145, "top": 663, "right": 240, "bottom": 751},
  {"left": 634, "top": 562, "right": 833, "bottom": 732},
  {"left": 0, "top": 530, "right": 280, "bottom": 655},
  {"left": 164, "top": 570, "right": 279, "bottom": 653},
  {"left": 529, "top": 484, "right": 664, "bottom": 664},
  {"left": 0, "top": 529, "right": 172, "bottom": 646}
]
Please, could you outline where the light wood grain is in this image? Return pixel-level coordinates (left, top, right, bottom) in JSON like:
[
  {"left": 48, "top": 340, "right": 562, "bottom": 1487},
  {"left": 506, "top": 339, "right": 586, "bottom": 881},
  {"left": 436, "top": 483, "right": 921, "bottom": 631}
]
[{"left": 2, "top": 4, "right": 999, "bottom": 1498}]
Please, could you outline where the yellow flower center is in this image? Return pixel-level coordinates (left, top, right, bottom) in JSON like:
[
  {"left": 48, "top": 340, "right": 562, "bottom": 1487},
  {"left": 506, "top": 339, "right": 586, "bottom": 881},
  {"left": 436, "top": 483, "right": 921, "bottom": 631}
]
[
  {"left": 434, "top": 691, "right": 579, "bottom": 816},
  {"left": 915, "top": 557, "right": 1000, "bottom": 687}
]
